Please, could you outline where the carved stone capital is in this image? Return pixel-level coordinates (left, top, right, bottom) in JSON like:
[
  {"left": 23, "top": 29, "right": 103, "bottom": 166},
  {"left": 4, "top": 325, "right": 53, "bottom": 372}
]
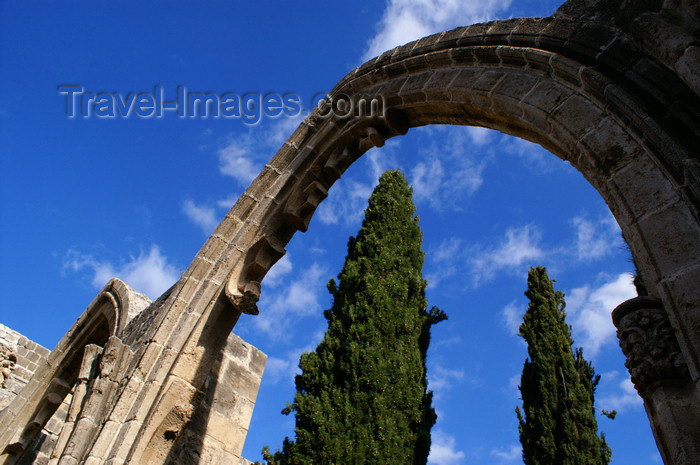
[{"left": 612, "top": 297, "right": 689, "bottom": 395}]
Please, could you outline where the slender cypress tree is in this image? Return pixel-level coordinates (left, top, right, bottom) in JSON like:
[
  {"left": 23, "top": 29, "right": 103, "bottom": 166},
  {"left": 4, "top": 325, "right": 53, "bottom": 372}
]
[
  {"left": 515, "top": 266, "right": 612, "bottom": 465},
  {"left": 259, "top": 170, "right": 445, "bottom": 465}
]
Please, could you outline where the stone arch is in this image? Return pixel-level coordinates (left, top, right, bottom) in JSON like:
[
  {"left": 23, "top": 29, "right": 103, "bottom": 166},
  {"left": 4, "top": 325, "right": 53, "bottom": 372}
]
[
  {"left": 214, "top": 15, "right": 699, "bottom": 370},
  {"left": 169, "top": 15, "right": 698, "bottom": 463}
]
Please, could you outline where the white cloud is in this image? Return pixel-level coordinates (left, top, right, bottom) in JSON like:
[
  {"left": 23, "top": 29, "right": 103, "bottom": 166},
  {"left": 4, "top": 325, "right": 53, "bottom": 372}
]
[
  {"left": 508, "top": 373, "right": 520, "bottom": 399},
  {"left": 218, "top": 132, "right": 262, "bottom": 185},
  {"left": 363, "top": 0, "right": 513, "bottom": 60},
  {"left": 316, "top": 179, "right": 374, "bottom": 227},
  {"left": 466, "top": 126, "right": 494, "bottom": 146},
  {"left": 598, "top": 375, "right": 642, "bottom": 413},
  {"left": 501, "top": 300, "right": 524, "bottom": 336},
  {"left": 425, "top": 237, "right": 463, "bottom": 288},
  {"left": 428, "top": 364, "right": 465, "bottom": 393},
  {"left": 566, "top": 273, "right": 637, "bottom": 356},
  {"left": 491, "top": 444, "right": 521, "bottom": 462},
  {"left": 264, "top": 355, "right": 296, "bottom": 385},
  {"left": 263, "top": 254, "right": 293, "bottom": 288},
  {"left": 63, "top": 245, "right": 179, "bottom": 299},
  {"left": 571, "top": 215, "right": 622, "bottom": 262},
  {"left": 501, "top": 136, "right": 556, "bottom": 172},
  {"left": 261, "top": 332, "right": 326, "bottom": 385},
  {"left": 182, "top": 199, "right": 219, "bottom": 235},
  {"left": 409, "top": 127, "right": 485, "bottom": 210},
  {"left": 429, "top": 429, "right": 466, "bottom": 465},
  {"left": 254, "top": 263, "right": 328, "bottom": 339},
  {"left": 217, "top": 116, "right": 304, "bottom": 187},
  {"left": 470, "top": 225, "right": 544, "bottom": 285},
  {"left": 433, "top": 237, "right": 463, "bottom": 264}
]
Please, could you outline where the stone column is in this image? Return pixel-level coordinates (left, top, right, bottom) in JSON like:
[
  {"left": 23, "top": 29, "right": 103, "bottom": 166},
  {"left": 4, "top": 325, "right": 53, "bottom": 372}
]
[{"left": 613, "top": 297, "right": 700, "bottom": 465}]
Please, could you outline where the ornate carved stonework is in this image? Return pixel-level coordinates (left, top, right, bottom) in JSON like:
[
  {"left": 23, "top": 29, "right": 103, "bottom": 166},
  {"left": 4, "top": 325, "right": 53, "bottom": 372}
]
[
  {"left": 0, "top": 344, "right": 17, "bottom": 389},
  {"left": 613, "top": 297, "right": 690, "bottom": 395}
]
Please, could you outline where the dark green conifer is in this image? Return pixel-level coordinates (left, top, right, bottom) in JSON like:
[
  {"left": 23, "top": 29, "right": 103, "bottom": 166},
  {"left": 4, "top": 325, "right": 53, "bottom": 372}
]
[
  {"left": 515, "top": 266, "right": 612, "bottom": 465},
  {"left": 259, "top": 170, "right": 445, "bottom": 465}
]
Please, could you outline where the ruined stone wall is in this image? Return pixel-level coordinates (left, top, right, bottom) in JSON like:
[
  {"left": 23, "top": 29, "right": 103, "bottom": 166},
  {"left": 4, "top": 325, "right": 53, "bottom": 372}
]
[
  {"left": 163, "top": 333, "right": 266, "bottom": 465},
  {"left": 0, "top": 325, "right": 50, "bottom": 412},
  {"left": 0, "top": 322, "right": 265, "bottom": 465}
]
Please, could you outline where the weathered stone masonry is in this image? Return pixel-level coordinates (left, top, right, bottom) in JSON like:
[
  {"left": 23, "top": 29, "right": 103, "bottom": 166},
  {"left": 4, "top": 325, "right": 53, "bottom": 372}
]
[
  {"left": 0, "top": 280, "right": 265, "bottom": 465},
  {"left": 0, "top": 0, "right": 698, "bottom": 463}
]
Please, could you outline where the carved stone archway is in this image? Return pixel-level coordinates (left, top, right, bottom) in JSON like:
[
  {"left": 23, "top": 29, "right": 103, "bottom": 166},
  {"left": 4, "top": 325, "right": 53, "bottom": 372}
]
[{"left": 1, "top": 1, "right": 698, "bottom": 464}]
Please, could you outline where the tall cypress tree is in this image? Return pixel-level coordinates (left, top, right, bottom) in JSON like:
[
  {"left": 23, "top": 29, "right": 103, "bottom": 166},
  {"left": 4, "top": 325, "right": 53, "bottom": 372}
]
[
  {"left": 515, "top": 266, "right": 612, "bottom": 465},
  {"left": 259, "top": 170, "right": 445, "bottom": 465}
]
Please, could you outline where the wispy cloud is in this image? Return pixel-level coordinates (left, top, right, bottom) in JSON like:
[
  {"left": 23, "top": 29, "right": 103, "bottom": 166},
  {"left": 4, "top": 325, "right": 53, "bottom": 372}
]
[
  {"left": 263, "top": 254, "right": 293, "bottom": 288},
  {"left": 63, "top": 245, "right": 179, "bottom": 299},
  {"left": 428, "top": 364, "right": 465, "bottom": 395},
  {"left": 566, "top": 273, "right": 637, "bottom": 357},
  {"left": 501, "top": 300, "right": 524, "bottom": 336},
  {"left": 598, "top": 373, "right": 642, "bottom": 413},
  {"left": 217, "top": 132, "right": 263, "bottom": 185},
  {"left": 501, "top": 136, "right": 557, "bottom": 172},
  {"left": 363, "top": 0, "right": 513, "bottom": 60},
  {"left": 470, "top": 225, "right": 544, "bottom": 285},
  {"left": 571, "top": 215, "right": 622, "bottom": 262},
  {"left": 253, "top": 263, "right": 329, "bottom": 340},
  {"left": 491, "top": 444, "right": 522, "bottom": 463},
  {"left": 428, "top": 429, "right": 466, "bottom": 465},
  {"left": 316, "top": 179, "right": 374, "bottom": 227},
  {"left": 263, "top": 338, "right": 322, "bottom": 385},
  {"left": 410, "top": 127, "right": 485, "bottom": 210},
  {"left": 216, "top": 115, "right": 304, "bottom": 186},
  {"left": 425, "top": 237, "right": 463, "bottom": 289},
  {"left": 182, "top": 199, "right": 219, "bottom": 235}
]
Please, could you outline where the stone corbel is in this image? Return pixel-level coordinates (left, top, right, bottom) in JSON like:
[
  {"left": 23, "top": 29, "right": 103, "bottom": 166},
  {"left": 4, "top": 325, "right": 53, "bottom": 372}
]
[
  {"left": 225, "top": 235, "right": 285, "bottom": 315},
  {"left": 612, "top": 296, "right": 690, "bottom": 396},
  {"left": 282, "top": 180, "right": 328, "bottom": 232}
]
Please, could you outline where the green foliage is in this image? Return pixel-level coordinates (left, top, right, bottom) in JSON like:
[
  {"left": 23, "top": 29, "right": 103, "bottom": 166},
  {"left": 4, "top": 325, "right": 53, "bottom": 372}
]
[
  {"left": 258, "top": 170, "right": 444, "bottom": 465},
  {"left": 516, "top": 266, "right": 612, "bottom": 465}
]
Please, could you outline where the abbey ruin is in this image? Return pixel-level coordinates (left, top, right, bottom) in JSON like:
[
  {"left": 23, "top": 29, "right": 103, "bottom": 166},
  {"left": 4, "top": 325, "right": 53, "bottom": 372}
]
[{"left": 1, "top": 0, "right": 699, "bottom": 463}]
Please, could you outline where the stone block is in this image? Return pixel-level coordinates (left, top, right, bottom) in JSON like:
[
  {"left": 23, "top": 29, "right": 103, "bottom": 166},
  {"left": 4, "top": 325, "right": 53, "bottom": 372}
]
[
  {"left": 204, "top": 410, "right": 247, "bottom": 455},
  {"left": 424, "top": 49, "right": 453, "bottom": 70},
  {"left": 550, "top": 94, "right": 603, "bottom": 139},
  {"left": 597, "top": 36, "right": 643, "bottom": 74},
  {"left": 580, "top": 116, "right": 639, "bottom": 175},
  {"left": 438, "top": 26, "right": 465, "bottom": 50},
  {"left": 611, "top": 155, "right": 680, "bottom": 221},
  {"left": 550, "top": 54, "right": 583, "bottom": 87},
  {"left": 496, "top": 45, "right": 527, "bottom": 68},
  {"left": 491, "top": 71, "right": 539, "bottom": 101},
  {"left": 579, "top": 66, "right": 610, "bottom": 103},
  {"left": 473, "top": 45, "right": 501, "bottom": 66},
  {"left": 524, "top": 48, "right": 553, "bottom": 75},
  {"left": 449, "top": 47, "right": 477, "bottom": 66},
  {"left": 223, "top": 358, "right": 263, "bottom": 402},
  {"left": 198, "top": 236, "right": 229, "bottom": 269},
  {"left": 520, "top": 79, "right": 569, "bottom": 114},
  {"left": 398, "top": 72, "right": 431, "bottom": 101},
  {"left": 661, "top": 267, "right": 700, "bottom": 380},
  {"left": 675, "top": 45, "right": 700, "bottom": 98},
  {"left": 88, "top": 420, "right": 121, "bottom": 460},
  {"left": 638, "top": 201, "right": 700, "bottom": 279},
  {"left": 248, "top": 347, "right": 267, "bottom": 378}
]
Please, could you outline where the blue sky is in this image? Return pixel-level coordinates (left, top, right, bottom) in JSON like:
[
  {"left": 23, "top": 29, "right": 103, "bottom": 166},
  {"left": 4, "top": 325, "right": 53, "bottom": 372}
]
[{"left": 0, "top": 1, "right": 662, "bottom": 463}]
